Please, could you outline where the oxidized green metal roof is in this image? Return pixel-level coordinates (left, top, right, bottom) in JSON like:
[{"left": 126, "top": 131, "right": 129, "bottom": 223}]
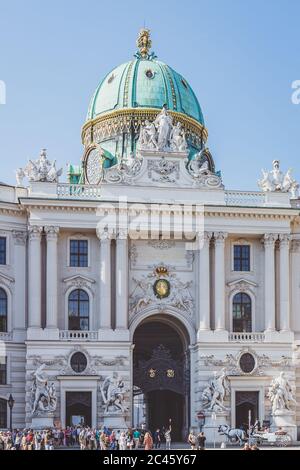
[{"left": 87, "top": 58, "right": 204, "bottom": 125}]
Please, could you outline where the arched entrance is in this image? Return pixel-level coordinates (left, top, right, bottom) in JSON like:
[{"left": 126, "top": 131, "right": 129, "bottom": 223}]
[{"left": 133, "top": 316, "right": 190, "bottom": 441}]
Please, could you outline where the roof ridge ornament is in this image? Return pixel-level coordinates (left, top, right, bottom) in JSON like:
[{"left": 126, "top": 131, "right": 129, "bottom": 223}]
[{"left": 134, "top": 28, "right": 157, "bottom": 60}]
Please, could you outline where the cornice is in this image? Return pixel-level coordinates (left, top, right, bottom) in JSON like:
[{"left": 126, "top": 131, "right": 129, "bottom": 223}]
[{"left": 15, "top": 198, "right": 300, "bottom": 220}]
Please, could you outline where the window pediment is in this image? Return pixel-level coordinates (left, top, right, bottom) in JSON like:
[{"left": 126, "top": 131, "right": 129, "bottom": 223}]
[
  {"left": 227, "top": 278, "right": 257, "bottom": 292},
  {"left": 63, "top": 275, "right": 95, "bottom": 292}
]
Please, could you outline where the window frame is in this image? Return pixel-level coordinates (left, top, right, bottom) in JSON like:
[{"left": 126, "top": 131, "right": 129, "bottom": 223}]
[
  {"left": 0, "top": 357, "right": 7, "bottom": 385},
  {"left": 0, "top": 287, "right": 8, "bottom": 333},
  {"left": 232, "top": 292, "right": 253, "bottom": 333},
  {"left": 0, "top": 236, "right": 7, "bottom": 266},
  {"left": 231, "top": 239, "right": 253, "bottom": 273},
  {"left": 68, "top": 288, "right": 90, "bottom": 331},
  {"left": 68, "top": 236, "right": 90, "bottom": 268}
]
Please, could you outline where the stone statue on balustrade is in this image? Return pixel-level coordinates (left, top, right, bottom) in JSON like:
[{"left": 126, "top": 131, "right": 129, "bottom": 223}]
[
  {"left": 17, "top": 148, "right": 63, "bottom": 184},
  {"left": 268, "top": 372, "right": 297, "bottom": 415},
  {"left": 258, "top": 160, "right": 298, "bottom": 193},
  {"left": 31, "top": 364, "right": 57, "bottom": 415},
  {"left": 201, "top": 368, "right": 230, "bottom": 412}
]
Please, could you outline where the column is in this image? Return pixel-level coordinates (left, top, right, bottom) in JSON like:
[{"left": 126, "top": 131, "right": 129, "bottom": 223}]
[
  {"left": 116, "top": 229, "right": 128, "bottom": 330},
  {"left": 214, "top": 232, "right": 227, "bottom": 331},
  {"left": 97, "top": 229, "right": 112, "bottom": 329},
  {"left": 12, "top": 231, "right": 27, "bottom": 332},
  {"left": 28, "top": 226, "right": 42, "bottom": 329},
  {"left": 198, "top": 232, "right": 212, "bottom": 331},
  {"left": 45, "top": 226, "right": 59, "bottom": 329},
  {"left": 263, "top": 233, "right": 277, "bottom": 331},
  {"left": 291, "top": 239, "right": 300, "bottom": 332},
  {"left": 279, "top": 234, "right": 291, "bottom": 331}
]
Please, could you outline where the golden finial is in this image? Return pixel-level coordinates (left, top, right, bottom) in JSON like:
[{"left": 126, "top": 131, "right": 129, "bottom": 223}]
[{"left": 136, "top": 28, "right": 152, "bottom": 58}]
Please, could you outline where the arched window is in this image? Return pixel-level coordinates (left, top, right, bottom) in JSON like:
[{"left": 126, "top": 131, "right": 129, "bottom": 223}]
[
  {"left": 233, "top": 293, "right": 252, "bottom": 332},
  {"left": 68, "top": 289, "right": 89, "bottom": 331},
  {"left": 0, "top": 288, "right": 7, "bottom": 332},
  {"left": 0, "top": 398, "right": 7, "bottom": 428}
]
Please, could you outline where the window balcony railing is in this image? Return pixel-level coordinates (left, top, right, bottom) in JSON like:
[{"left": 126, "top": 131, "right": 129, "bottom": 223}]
[
  {"left": 228, "top": 332, "right": 265, "bottom": 342},
  {"left": 59, "top": 330, "right": 98, "bottom": 341},
  {"left": 0, "top": 331, "right": 12, "bottom": 341}
]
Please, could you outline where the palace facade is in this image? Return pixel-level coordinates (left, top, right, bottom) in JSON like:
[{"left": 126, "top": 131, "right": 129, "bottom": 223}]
[{"left": 1, "top": 30, "right": 300, "bottom": 441}]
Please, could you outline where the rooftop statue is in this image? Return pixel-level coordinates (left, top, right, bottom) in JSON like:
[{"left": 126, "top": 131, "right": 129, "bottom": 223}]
[
  {"left": 258, "top": 160, "right": 299, "bottom": 194},
  {"left": 137, "top": 106, "right": 188, "bottom": 153},
  {"left": 16, "top": 149, "right": 63, "bottom": 185}
]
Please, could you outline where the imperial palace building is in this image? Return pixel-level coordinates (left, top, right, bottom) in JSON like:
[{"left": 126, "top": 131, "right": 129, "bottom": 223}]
[{"left": 1, "top": 30, "right": 300, "bottom": 442}]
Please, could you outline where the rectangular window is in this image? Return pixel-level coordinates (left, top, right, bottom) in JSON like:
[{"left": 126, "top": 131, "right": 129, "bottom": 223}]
[
  {"left": 70, "top": 240, "right": 88, "bottom": 267},
  {"left": 234, "top": 245, "right": 250, "bottom": 271},
  {"left": 0, "top": 237, "right": 6, "bottom": 265},
  {"left": 0, "top": 357, "right": 6, "bottom": 385}
]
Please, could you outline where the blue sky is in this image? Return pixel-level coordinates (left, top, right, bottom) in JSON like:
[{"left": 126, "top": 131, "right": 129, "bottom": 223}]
[{"left": 0, "top": 0, "right": 300, "bottom": 189}]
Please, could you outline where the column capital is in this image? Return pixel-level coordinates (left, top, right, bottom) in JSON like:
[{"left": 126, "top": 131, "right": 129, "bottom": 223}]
[
  {"left": 117, "top": 228, "right": 128, "bottom": 240},
  {"left": 291, "top": 239, "right": 300, "bottom": 253},
  {"left": 96, "top": 227, "right": 115, "bottom": 241},
  {"left": 28, "top": 225, "right": 43, "bottom": 241},
  {"left": 12, "top": 230, "right": 27, "bottom": 246},
  {"left": 197, "top": 231, "right": 213, "bottom": 242},
  {"left": 214, "top": 232, "right": 228, "bottom": 244},
  {"left": 279, "top": 233, "right": 291, "bottom": 246},
  {"left": 45, "top": 226, "right": 59, "bottom": 240},
  {"left": 262, "top": 233, "right": 278, "bottom": 247}
]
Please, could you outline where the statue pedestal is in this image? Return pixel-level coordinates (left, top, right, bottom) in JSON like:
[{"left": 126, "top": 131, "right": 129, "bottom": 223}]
[
  {"left": 102, "top": 413, "right": 128, "bottom": 431},
  {"left": 31, "top": 415, "right": 54, "bottom": 429},
  {"left": 271, "top": 410, "right": 297, "bottom": 441},
  {"left": 203, "top": 411, "right": 229, "bottom": 444}
]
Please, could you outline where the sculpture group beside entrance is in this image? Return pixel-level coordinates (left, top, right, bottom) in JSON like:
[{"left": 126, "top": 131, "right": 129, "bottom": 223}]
[
  {"left": 100, "top": 373, "right": 127, "bottom": 414},
  {"left": 137, "top": 106, "right": 188, "bottom": 153},
  {"left": 268, "top": 372, "right": 297, "bottom": 415},
  {"left": 201, "top": 368, "right": 230, "bottom": 412},
  {"left": 31, "top": 364, "right": 57, "bottom": 415}
]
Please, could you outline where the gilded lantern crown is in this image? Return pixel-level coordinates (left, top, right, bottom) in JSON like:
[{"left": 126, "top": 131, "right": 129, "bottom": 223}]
[{"left": 136, "top": 29, "right": 152, "bottom": 59}]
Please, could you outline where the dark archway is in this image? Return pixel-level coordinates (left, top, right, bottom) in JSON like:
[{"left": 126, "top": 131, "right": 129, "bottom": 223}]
[
  {"left": 66, "top": 391, "right": 92, "bottom": 427},
  {"left": 235, "top": 391, "right": 259, "bottom": 430},
  {"left": 133, "top": 317, "right": 190, "bottom": 441}
]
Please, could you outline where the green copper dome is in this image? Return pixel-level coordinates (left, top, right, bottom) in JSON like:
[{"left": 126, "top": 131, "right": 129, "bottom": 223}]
[{"left": 87, "top": 58, "right": 204, "bottom": 125}]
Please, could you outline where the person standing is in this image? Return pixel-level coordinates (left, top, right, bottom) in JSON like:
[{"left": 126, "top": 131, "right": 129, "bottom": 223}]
[
  {"left": 153, "top": 429, "right": 161, "bottom": 449},
  {"left": 143, "top": 432, "right": 153, "bottom": 450},
  {"left": 197, "top": 431, "right": 206, "bottom": 450},
  {"left": 188, "top": 430, "right": 197, "bottom": 450},
  {"left": 164, "top": 421, "right": 172, "bottom": 450},
  {"left": 133, "top": 428, "right": 141, "bottom": 449}
]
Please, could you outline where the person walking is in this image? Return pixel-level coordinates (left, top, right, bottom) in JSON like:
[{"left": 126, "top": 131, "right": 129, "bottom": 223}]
[
  {"left": 188, "top": 430, "right": 197, "bottom": 450},
  {"left": 133, "top": 429, "right": 141, "bottom": 449},
  {"left": 119, "top": 431, "right": 127, "bottom": 451},
  {"left": 153, "top": 429, "right": 161, "bottom": 449},
  {"left": 143, "top": 432, "right": 153, "bottom": 450},
  {"left": 197, "top": 431, "right": 206, "bottom": 450}
]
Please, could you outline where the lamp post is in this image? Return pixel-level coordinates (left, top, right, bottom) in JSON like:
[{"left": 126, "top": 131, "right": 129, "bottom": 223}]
[{"left": 7, "top": 394, "right": 15, "bottom": 433}]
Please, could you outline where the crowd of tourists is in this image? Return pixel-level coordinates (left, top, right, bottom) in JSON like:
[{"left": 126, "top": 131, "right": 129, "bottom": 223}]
[{"left": 0, "top": 425, "right": 173, "bottom": 451}]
